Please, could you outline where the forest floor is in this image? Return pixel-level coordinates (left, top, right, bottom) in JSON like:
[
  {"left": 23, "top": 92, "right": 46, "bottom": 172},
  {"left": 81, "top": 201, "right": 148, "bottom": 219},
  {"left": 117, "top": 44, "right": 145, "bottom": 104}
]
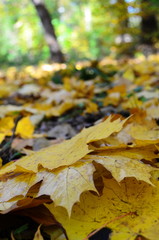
[{"left": 0, "top": 55, "right": 159, "bottom": 240}]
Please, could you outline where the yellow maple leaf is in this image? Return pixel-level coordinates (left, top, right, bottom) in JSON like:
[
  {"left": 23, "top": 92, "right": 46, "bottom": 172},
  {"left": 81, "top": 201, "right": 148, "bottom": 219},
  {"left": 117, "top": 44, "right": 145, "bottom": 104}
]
[
  {"left": 0, "top": 115, "right": 127, "bottom": 174},
  {"left": 103, "top": 92, "right": 121, "bottom": 106},
  {"left": 0, "top": 115, "right": 129, "bottom": 215},
  {"left": 46, "top": 101, "right": 75, "bottom": 117},
  {"left": 0, "top": 113, "right": 158, "bottom": 240},
  {"left": 100, "top": 145, "right": 158, "bottom": 161},
  {"left": 0, "top": 148, "right": 157, "bottom": 215},
  {"left": 0, "top": 117, "right": 15, "bottom": 143},
  {"left": 108, "top": 84, "right": 126, "bottom": 96},
  {"left": 37, "top": 162, "right": 97, "bottom": 215},
  {"left": 0, "top": 84, "right": 17, "bottom": 98},
  {"left": 0, "top": 173, "right": 36, "bottom": 202},
  {"left": 130, "top": 125, "right": 159, "bottom": 144},
  {"left": 87, "top": 154, "right": 155, "bottom": 184},
  {"left": 15, "top": 116, "right": 34, "bottom": 138},
  {"left": 46, "top": 177, "right": 159, "bottom": 240},
  {"left": 81, "top": 115, "right": 127, "bottom": 144},
  {"left": 0, "top": 117, "right": 14, "bottom": 133},
  {"left": 85, "top": 101, "right": 98, "bottom": 114},
  {"left": 122, "top": 95, "right": 143, "bottom": 109}
]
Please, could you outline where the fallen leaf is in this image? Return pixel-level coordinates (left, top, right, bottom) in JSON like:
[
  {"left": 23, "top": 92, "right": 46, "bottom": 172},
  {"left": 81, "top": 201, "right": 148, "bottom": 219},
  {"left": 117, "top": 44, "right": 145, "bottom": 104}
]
[
  {"left": 0, "top": 117, "right": 14, "bottom": 134},
  {"left": 12, "top": 138, "right": 34, "bottom": 151},
  {"left": 33, "top": 225, "right": 44, "bottom": 240},
  {"left": 146, "top": 106, "right": 159, "bottom": 119},
  {"left": 0, "top": 117, "right": 14, "bottom": 143},
  {"left": 0, "top": 105, "right": 38, "bottom": 118},
  {"left": 17, "top": 84, "right": 41, "bottom": 95},
  {"left": 85, "top": 101, "right": 98, "bottom": 113},
  {"left": 46, "top": 123, "right": 76, "bottom": 139},
  {"left": 46, "top": 177, "right": 159, "bottom": 240},
  {"left": 0, "top": 115, "right": 127, "bottom": 174},
  {"left": 46, "top": 101, "right": 75, "bottom": 117},
  {"left": 123, "top": 68, "right": 135, "bottom": 82},
  {"left": 130, "top": 125, "right": 159, "bottom": 144},
  {"left": 37, "top": 162, "right": 96, "bottom": 215},
  {"left": 0, "top": 173, "right": 36, "bottom": 202},
  {"left": 87, "top": 154, "right": 155, "bottom": 184},
  {"left": 15, "top": 116, "right": 34, "bottom": 138}
]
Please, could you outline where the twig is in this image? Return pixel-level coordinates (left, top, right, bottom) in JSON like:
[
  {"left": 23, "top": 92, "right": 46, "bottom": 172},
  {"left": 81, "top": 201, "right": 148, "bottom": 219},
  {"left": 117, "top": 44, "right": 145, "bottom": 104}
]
[{"left": 82, "top": 211, "right": 135, "bottom": 240}]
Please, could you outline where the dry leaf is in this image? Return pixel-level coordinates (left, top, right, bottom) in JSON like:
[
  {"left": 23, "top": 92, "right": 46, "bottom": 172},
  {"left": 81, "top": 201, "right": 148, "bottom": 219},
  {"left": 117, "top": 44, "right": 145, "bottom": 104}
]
[
  {"left": 87, "top": 154, "right": 155, "bottom": 184},
  {"left": 37, "top": 162, "right": 97, "bottom": 215},
  {"left": 15, "top": 116, "right": 34, "bottom": 138},
  {"left": 0, "top": 115, "right": 126, "bottom": 174},
  {"left": 33, "top": 225, "right": 44, "bottom": 240},
  {"left": 0, "top": 117, "right": 14, "bottom": 143},
  {"left": 46, "top": 177, "right": 159, "bottom": 240}
]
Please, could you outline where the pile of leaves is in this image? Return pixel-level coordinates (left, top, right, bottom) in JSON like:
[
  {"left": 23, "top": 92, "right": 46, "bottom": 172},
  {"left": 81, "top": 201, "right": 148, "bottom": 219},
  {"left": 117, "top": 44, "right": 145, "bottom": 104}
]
[{"left": 0, "top": 55, "right": 159, "bottom": 240}]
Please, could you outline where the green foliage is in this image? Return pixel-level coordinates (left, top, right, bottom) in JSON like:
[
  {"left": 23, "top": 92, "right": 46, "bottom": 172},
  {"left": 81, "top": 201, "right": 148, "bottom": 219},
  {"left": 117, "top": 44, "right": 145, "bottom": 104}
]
[
  {"left": 0, "top": 0, "right": 159, "bottom": 65},
  {"left": 0, "top": 0, "right": 49, "bottom": 65}
]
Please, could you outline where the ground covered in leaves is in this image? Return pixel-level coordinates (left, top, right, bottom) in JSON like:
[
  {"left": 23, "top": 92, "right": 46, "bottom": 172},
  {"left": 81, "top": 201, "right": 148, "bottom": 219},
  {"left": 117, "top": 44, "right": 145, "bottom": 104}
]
[{"left": 0, "top": 55, "right": 159, "bottom": 240}]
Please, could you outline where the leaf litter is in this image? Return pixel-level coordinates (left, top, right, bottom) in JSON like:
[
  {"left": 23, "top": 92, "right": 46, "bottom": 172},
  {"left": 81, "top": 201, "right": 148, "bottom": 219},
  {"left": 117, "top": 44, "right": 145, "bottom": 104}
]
[{"left": 0, "top": 56, "right": 159, "bottom": 240}]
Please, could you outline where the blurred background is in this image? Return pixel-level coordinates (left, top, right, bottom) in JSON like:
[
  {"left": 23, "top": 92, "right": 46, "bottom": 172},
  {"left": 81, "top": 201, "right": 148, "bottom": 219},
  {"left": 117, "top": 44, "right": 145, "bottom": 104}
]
[{"left": 1, "top": 0, "right": 159, "bottom": 65}]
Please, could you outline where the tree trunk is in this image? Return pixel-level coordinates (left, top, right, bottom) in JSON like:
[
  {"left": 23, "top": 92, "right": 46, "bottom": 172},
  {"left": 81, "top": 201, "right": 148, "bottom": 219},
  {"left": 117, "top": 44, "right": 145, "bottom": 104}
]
[
  {"left": 32, "top": 0, "right": 65, "bottom": 63},
  {"left": 117, "top": 0, "right": 129, "bottom": 40},
  {"left": 141, "top": 0, "right": 158, "bottom": 45}
]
